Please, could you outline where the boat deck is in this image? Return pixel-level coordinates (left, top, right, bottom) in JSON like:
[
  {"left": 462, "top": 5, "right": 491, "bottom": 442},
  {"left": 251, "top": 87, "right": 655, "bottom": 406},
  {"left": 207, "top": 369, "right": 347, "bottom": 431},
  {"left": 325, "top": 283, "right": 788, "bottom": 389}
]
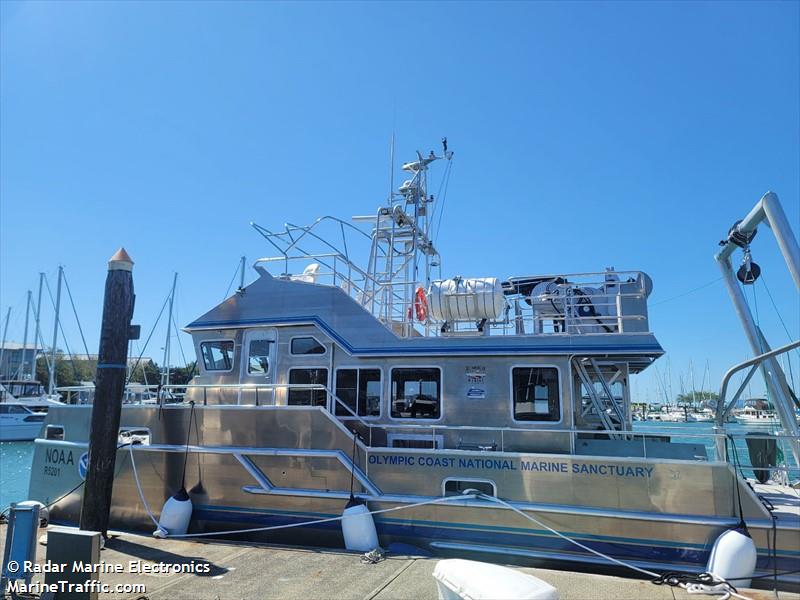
[{"left": 752, "top": 482, "right": 800, "bottom": 524}]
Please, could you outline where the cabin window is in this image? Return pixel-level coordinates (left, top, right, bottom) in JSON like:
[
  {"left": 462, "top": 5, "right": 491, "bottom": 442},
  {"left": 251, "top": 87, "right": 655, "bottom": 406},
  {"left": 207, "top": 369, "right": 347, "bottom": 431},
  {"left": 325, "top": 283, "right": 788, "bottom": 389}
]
[
  {"left": 247, "top": 339, "right": 273, "bottom": 375},
  {"left": 287, "top": 368, "right": 328, "bottom": 407},
  {"left": 200, "top": 340, "right": 234, "bottom": 371},
  {"left": 390, "top": 368, "right": 441, "bottom": 419},
  {"left": 0, "top": 404, "right": 29, "bottom": 414},
  {"left": 45, "top": 425, "right": 65, "bottom": 440},
  {"left": 335, "top": 369, "right": 381, "bottom": 417},
  {"left": 512, "top": 367, "right": 560, "bottom": 422},
  {"left": 443, "top": 478, "right": 496, "bottom": 497},
  {"left": 290, "top": 337, "right": 326, "bottom": 355}
]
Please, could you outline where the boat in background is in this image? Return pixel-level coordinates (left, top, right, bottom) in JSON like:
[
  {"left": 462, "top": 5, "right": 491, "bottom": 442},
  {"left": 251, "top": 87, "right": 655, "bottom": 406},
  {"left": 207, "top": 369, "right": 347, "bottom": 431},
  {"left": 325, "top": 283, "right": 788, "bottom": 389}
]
[{"left": 735, "top": 400, "right": 780, "bottom": 426}]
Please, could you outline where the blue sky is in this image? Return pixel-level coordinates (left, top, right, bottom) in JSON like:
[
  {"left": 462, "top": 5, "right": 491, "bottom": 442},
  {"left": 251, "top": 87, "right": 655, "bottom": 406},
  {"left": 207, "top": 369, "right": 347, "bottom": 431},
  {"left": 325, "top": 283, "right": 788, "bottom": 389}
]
[{"left": 1, "top": 1, "right": 798, "bottom": 402}]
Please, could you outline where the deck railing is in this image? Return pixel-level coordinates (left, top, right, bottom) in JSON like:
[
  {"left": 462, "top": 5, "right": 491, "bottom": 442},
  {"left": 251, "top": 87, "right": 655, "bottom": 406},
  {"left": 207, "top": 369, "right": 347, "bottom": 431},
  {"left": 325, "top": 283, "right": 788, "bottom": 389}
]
[{"left": 69, "top": 382, "right": 793, "bottom": 482}]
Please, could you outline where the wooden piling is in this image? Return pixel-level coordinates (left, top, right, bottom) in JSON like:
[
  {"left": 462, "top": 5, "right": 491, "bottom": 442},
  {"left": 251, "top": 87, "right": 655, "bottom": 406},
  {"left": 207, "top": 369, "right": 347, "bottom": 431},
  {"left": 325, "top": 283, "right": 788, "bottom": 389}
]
[{"left": 79, "top": 248, "right": 136, "bottom": 536}]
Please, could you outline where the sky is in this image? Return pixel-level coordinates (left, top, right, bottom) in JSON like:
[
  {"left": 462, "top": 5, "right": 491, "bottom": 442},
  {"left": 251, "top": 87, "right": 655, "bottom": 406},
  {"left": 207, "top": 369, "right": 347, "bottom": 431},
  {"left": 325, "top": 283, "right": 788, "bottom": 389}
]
[{"left": 1, "top": 1, "right": 798, "bottom": 403}]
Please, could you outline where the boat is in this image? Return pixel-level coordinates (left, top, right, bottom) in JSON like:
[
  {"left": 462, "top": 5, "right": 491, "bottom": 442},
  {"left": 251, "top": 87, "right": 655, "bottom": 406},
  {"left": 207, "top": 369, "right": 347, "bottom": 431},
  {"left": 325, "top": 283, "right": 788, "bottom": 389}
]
[
  {"left": 735, "top": 402, "right": 780, "bottom": 426},
  {"left": 0, "top": 388, "right": 46, "bottom": 441},
  {"left": 0, "top": 379, "right": 63, "bottom": 413},
  {"left": 26, "top": 147, "right": 800, "bottom": 587}
]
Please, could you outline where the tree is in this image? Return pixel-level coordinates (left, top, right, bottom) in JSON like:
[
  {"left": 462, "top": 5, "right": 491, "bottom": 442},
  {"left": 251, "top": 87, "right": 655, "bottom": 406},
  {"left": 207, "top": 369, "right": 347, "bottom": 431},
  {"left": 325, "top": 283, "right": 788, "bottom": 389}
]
[
  {"left": 128, "top": 360, "right": 161, "bottom": 385},
  {"left": 676, "top": 390, "right": 719, "bottom": 406},
  {"left": 171, "top": 361, "right": 197, "bottom": 385}
]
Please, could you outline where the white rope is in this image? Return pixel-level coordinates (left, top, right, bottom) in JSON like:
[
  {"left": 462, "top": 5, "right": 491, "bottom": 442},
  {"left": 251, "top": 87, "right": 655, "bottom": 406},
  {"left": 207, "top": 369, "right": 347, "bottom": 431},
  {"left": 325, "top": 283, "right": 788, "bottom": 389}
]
[
  {"left": 473, "top": 492, "right": 658, "bottom": 578},
  {"left": 473, "top": 493, "right": 752, "bottom": 600},
  {"left": 128, "top": 443, "right": 161, "bottom": 529},
  {"left": 170, "top": 493, "right": 479, "bottom": 539}
]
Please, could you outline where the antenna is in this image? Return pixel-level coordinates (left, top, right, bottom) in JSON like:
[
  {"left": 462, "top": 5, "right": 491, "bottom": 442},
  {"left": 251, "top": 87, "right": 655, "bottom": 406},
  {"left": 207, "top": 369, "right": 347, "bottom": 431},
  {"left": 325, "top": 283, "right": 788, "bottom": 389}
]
[{"left": 388, "top": 132, "right": 395, "bottom": 206}]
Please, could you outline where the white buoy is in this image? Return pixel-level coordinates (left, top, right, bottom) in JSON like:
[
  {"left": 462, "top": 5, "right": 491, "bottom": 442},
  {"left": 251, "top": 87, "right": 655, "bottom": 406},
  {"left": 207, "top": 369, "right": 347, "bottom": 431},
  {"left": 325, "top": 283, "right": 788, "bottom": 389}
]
[
  {"left": 154, "top": 488, "right": 193, "bottom": 538},
  {"left": 341, "top": 498, "right": 379, "bottom": 552},
  {"left": 706, "top": 527, "right": 757, "bottom": 588}
]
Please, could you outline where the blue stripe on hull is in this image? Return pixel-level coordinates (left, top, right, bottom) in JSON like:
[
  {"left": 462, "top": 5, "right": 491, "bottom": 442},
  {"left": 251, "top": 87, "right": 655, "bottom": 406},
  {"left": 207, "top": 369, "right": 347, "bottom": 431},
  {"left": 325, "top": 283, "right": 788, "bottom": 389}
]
[{"left": 192, "top": 506, "right": 798, "bottom": 573}]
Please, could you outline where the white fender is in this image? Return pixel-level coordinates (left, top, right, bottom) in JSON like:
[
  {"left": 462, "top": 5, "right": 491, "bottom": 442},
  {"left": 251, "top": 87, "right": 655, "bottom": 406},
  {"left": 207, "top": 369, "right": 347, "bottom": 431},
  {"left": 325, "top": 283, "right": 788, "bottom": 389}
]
[
  {"left": 154, "top": 488, "right": 193, "bottom": 537},
  {"left": 706, "top": 527, "right": 757, "bottom": 588},
  {"left": 341, "top": 499, "right": 379, "bottom": 552}
]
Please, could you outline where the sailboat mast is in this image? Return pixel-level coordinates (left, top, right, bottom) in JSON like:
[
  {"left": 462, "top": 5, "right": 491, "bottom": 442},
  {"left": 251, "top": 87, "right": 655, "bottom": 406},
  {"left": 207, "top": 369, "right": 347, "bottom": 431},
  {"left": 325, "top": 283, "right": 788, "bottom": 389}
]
[
  {"left": 17, "top": 291, "right": 32, "bottom": 379},
  {"left": 48, "top": 266, "right": 63, "bottom": 395},
  {"left": 0, "top": 307, "right": 10, "bottom": 378},
  {"left": 162, "top": 273, "right": 178, "bottom": 388},
  {"left": 32, "top": 273, "right": 44, "bottom": 381}
]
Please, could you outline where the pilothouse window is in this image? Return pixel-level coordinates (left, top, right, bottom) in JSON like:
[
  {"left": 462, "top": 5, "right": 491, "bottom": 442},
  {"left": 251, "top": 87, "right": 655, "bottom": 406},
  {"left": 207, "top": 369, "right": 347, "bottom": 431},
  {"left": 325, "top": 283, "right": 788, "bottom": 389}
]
[
  {"left": 248, "top": 339, "right": 272, "bottom": 375},
  {"left": 512, "top": 367, "right": 560, "bottom": 421},
  {"left": 288, "top": 368, "right": 328, "bottom": 407},
  {"left": 335, "top": 369, "right": 381, "bottom": 417},
  {"left": 201, "top": 341, "right": 234, "bottom": 371},
  {"left": 391, "top": 368, "right": 441, "bottom": 419},
  {"left": 290, "top": 337, "right": 325, "bottom": 355}
]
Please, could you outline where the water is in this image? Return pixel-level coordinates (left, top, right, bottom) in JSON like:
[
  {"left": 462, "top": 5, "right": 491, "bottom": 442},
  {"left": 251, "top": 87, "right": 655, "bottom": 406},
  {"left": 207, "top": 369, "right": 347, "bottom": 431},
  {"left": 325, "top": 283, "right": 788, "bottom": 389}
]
[
  {"left": 0, "top": 422, "right": 796, "bottom": 509},
  {"left": 0, "top": 441, "right": 35, "bottom": 508}
]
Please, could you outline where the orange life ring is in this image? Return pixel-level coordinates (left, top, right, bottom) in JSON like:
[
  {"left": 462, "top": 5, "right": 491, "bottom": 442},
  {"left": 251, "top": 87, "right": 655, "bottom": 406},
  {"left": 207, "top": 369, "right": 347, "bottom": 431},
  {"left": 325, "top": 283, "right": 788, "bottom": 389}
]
[{"left": 413, "top": 287, "right": 428, "bottom": 321}]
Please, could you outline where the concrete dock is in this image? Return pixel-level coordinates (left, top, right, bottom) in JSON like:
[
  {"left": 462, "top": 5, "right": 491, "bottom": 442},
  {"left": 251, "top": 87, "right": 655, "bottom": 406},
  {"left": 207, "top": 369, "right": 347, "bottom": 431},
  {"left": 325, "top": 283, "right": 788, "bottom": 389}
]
[{"left": 0, "top": 525, "right": 789, "bottom": 600}]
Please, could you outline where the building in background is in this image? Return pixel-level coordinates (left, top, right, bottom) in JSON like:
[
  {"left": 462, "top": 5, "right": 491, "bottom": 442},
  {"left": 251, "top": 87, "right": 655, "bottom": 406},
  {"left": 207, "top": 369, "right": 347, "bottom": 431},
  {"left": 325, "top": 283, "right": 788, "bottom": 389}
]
[{"left": 0, "top": 341, "right": 42, "bottom": 380}]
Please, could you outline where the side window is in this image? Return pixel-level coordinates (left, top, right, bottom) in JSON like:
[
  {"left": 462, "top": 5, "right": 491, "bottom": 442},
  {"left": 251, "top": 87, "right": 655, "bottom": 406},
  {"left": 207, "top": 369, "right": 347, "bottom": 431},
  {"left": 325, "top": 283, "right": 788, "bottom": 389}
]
[
  {"left": 512, "top": 367, "right": 560, "bottom": 422},
  {"left": 335, "top": 369, "right": 381, "bottom": 417},
  {"left": 248, "top": 339, "right": 273, "bottom": 375},
  {"left": 290, "top": 337, "right": 326, "bottom": 355},
  {"left": 201, "top": 341, "right": 234, "bottom": 371},
  {"left": 443, "top": 479, "right": 496, "bottom": 497},
  {"left": 45, "top": 425, "right": 65, "bottom": 440},
  {"left": 390, "top": 368, "right": 441, "bottom": 419},
  {"left": 288, "top": 368, "right": 328, "bottom": 407}
]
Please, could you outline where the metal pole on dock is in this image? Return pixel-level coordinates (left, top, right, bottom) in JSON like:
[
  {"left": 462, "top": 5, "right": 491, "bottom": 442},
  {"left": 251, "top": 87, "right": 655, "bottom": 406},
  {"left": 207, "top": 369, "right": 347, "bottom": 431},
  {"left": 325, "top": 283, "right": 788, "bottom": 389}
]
[
  {"left": 48, "top": 266, "right": 63, "bottom": 395},
  {"left": 79, "top": 249, "right": 137, "bottom": 536}
]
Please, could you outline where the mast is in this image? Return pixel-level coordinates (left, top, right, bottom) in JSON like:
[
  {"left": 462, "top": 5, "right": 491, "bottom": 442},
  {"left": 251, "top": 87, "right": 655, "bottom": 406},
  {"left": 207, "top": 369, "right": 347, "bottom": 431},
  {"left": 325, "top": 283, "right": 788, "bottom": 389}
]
[
  {"left": 161, "top": 273, "right": 178, "bottom": 388},
  {"left": 238, "top": 256, "right": 246, "bottom": 292},
  {"left": 17, "top": 291, "right": 32, "bottom": 379},
  {"left": 48, "top": 266, "right": 63, "bottom": 395},
  {"left": 0, "top": 307, "right": 10, "bottom": 379},
  {"left": 32, "top": 273, "right": 44, "bottom": 381}
]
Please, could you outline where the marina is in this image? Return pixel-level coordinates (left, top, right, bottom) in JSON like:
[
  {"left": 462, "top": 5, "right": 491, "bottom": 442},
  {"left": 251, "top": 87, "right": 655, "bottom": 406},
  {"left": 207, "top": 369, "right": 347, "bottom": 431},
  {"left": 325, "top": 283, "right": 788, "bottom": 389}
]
[
  {"left": 2, "top": 3, "right": 799, "bottom": 599},
  {"left": 3, "top": 148, "right": 796, "bottom": 599}
]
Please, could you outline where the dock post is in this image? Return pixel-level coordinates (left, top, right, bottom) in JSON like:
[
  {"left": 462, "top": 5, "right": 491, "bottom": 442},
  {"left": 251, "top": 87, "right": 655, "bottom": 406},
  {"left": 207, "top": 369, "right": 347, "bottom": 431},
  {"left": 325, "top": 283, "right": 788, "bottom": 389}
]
[{"left": 79, "top": 248, "right": 138, "bottom": 536}]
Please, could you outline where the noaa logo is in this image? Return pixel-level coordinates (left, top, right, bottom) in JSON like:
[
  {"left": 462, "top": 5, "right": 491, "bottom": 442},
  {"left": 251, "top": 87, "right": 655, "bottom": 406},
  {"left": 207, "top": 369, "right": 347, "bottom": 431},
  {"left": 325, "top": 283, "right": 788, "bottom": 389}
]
[{"left": 78, "top": 452, "right": 89, "bottom": 480}]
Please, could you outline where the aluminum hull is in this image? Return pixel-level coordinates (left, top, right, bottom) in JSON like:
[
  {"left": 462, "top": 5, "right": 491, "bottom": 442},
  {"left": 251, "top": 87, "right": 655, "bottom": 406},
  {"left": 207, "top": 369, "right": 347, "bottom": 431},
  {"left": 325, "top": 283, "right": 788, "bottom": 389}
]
[{"left": 28, "top": 405, "right": 800, "bottom": 586}]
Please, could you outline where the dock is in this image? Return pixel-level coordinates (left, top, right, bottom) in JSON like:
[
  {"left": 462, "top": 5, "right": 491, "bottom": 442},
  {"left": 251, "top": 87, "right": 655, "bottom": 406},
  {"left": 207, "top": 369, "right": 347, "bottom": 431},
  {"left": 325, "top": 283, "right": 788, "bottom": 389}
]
[{"left": 1, "top": 525, "right": 789, "bottom": 599}]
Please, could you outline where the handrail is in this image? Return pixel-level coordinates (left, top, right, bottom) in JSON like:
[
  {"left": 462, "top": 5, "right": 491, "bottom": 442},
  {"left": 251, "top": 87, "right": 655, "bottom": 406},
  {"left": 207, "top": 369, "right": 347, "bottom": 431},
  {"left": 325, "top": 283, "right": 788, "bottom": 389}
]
[
  {"left": 48, "top": 382, "right": 799, "bottom": 472},
  {"left": 716, "top": 339, "right": 800, "bottom": 426}
]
